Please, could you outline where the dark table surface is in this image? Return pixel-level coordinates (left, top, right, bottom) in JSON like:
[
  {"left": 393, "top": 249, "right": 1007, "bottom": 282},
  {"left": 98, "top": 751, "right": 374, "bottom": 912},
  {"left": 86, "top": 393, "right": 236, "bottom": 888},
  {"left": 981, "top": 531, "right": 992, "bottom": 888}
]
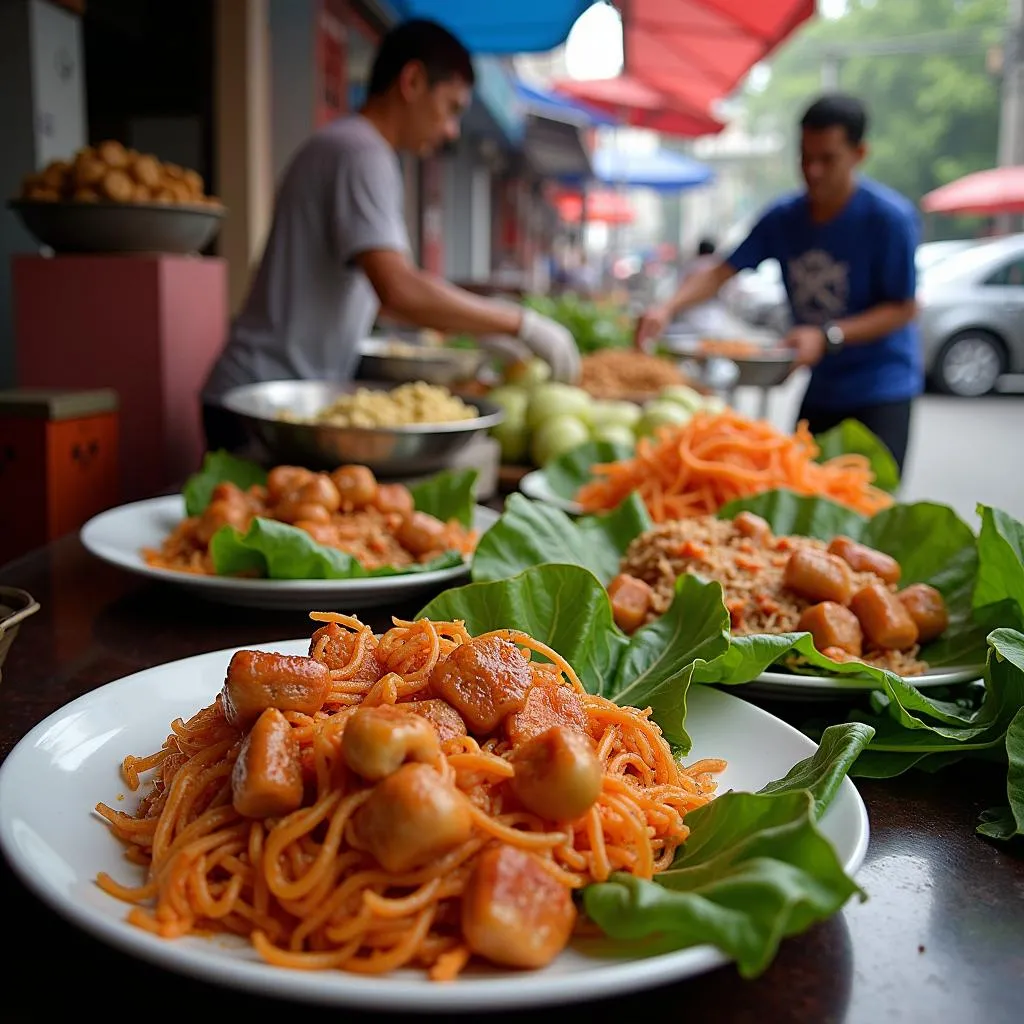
[{"left": 1, "top": 529, "right": 1022, "bottom": 1024}]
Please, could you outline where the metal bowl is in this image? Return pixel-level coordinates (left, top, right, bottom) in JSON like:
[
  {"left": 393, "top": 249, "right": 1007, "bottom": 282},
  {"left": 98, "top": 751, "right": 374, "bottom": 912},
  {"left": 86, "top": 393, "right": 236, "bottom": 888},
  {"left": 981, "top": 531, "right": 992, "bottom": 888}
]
[
  {"left": 220, "top": 379, "right": 504, "bottom": 476},
  {"left": 356, "top": 337, "right": 486, "bottom": 386},
  {"left": 7, "top": 199, "right": 225, "bottom": 254},
  {"left": 0, "top": 587, "right": 40, "bottom": 684},
  {"left": 663, "top": 336, "right": 796, "bottom": 389}
]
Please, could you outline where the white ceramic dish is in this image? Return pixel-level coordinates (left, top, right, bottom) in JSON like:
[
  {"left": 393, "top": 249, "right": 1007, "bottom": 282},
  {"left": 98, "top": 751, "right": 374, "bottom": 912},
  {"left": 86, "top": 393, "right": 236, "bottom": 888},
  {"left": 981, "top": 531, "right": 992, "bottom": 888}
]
[
  {"left": 0, "top": 640, "right": 869, "bottom": 1012},
  {"left": 519, "top": 469, "right": 584, "bottom": 515},
  {"left": 747, "top": 663, "right": 984, "bottom": 701},
  {"left": 80, "top": 495, "right": 499, "bottom": 610}
]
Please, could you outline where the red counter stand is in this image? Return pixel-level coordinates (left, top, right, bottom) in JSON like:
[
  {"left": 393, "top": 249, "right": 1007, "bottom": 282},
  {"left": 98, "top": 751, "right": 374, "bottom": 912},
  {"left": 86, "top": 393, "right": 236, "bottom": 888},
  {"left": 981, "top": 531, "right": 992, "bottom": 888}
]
[{"left": 12, "top": 254, "right": 228, "bottom": 503}]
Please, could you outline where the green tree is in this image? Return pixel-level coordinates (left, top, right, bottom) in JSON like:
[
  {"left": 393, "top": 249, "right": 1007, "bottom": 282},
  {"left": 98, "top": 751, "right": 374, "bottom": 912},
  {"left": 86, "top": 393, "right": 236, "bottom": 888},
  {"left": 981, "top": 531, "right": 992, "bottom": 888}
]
[{"left": 740, "top": 0, "right": 1007, "bottom": 237}]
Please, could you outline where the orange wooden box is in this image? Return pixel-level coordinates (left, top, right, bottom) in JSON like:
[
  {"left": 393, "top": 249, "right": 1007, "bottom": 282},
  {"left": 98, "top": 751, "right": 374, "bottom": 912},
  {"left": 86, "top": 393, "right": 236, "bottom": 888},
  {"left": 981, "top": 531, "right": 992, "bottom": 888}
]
[{"left": 0, "top": 388, "right": 119, "bottom": 567}]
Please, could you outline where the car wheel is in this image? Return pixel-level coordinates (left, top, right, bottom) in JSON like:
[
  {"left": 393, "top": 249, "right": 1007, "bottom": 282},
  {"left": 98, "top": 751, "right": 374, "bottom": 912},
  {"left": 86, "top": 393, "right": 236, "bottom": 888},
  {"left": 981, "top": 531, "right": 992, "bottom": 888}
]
[{"left": 932, "top": 330, "right": 1005, "bottom": 397}]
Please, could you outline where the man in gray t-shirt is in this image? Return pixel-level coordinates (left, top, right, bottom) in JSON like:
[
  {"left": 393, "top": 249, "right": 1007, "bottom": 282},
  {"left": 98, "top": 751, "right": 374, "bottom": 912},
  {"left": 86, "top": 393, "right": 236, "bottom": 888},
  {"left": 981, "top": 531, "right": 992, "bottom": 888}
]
[{"left": 202, "top": 19, "right": 578, "bottom": 452}]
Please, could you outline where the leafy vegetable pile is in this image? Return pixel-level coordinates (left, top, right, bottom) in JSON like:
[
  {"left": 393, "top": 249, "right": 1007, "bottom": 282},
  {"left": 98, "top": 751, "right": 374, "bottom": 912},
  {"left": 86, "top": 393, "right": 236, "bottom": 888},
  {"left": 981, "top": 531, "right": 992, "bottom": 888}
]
[
  {"left": 416, "top": 562, "right": 874, "bottom": 976},
  {"left": 523, "top": 292, "right": 633, "bottom": 354},
  {"left": 178, "top": 451, "right": 478, "bottom": 580}
]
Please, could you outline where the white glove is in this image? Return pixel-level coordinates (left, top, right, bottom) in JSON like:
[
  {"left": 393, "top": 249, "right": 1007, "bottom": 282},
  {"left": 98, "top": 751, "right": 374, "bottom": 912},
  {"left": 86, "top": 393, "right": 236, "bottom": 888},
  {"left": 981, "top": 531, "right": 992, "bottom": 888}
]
[
  {"left": 476, "top": 334, "right": 532, "bottom": 366},
  {"left": 517, "top": 308, "right": 581, "bottom": 384}
]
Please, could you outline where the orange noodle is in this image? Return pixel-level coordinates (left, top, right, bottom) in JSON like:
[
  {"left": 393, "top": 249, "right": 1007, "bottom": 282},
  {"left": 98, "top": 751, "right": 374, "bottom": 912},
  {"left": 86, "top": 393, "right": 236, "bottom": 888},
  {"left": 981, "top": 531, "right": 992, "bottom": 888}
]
[{"left": 95, "top": 614, "right": 724, "bottom": 980}]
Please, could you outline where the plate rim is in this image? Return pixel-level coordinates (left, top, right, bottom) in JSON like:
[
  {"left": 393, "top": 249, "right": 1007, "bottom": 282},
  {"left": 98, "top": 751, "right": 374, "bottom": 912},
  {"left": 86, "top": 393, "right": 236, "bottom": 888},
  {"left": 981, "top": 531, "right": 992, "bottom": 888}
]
[
  {"left": 79, "top": 494, "right": 499, "bottom": 594},
  {"left": 753, "top": 663, "right": 986, "bottom": 691},
  {"left": 0, "top": 639, "right": 869, "bottom": 1012}
]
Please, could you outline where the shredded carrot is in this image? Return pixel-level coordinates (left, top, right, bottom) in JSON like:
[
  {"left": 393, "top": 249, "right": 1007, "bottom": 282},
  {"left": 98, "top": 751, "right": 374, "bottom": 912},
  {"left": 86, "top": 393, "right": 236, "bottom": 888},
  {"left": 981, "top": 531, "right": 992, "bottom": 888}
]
[{"left": 576, "top": 410, "right": 893, "bottom": 520}]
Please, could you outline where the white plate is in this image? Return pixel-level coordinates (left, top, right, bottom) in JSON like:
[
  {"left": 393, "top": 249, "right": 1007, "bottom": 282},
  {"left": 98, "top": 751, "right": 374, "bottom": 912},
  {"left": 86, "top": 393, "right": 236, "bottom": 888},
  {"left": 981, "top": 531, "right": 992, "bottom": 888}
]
[
  {"left": 80, "top": 495, "right": 499, "bottom": 610},
  {"left": 747, "top": 663, "right": 985, "bottom": 701},
  {"left": 519, "top": 469, "right": 584, "bottom": 515},
  {"left": 0, "top": 640, "right": 869, "bottom": 1012}
]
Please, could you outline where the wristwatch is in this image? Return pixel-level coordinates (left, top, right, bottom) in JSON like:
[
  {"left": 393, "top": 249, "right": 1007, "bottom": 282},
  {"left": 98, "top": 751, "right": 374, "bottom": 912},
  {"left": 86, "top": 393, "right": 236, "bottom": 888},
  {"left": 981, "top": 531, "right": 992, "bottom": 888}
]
[{"left": 822, "top": 321, "right": 845, "bottom": 356}]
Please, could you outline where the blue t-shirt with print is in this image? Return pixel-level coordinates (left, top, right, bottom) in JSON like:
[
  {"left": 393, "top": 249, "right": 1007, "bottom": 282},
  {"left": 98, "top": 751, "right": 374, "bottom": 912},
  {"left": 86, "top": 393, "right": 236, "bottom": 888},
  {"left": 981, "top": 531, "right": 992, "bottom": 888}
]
[{"left": 726, "top": 177, "right": 922, "bottom": 410}]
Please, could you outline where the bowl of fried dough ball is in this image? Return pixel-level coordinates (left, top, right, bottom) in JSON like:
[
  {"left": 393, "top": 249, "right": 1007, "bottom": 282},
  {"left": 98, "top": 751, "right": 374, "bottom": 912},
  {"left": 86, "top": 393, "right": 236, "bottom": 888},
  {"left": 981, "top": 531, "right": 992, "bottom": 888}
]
[{"left": 8, "top": 140, "right": 226, "bottom": 254}]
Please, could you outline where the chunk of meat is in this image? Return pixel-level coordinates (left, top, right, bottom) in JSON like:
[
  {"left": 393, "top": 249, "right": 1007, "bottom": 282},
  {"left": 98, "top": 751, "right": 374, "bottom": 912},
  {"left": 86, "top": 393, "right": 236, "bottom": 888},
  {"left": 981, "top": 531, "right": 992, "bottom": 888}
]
[
  {"left": 783, "top": 548, "right": 854, "bottom": 605},
  {"left": 461, "top": 844, "right": 577, "bottom": 969},
  {"left": 896, "top": 583, "right": 949, "bottom": 644},
  {"left": 505, "top": 683, "right": 589, "bottom": 747},
  {"left": 371, "top": 482, "right": 415, "bottom": 517},
  {"left": 400, "top": 698, "right": 468, "bottom": 743},
  {"left": 827, "top": 536, "right": 902, "bottom": 586},
  {"left": 221, "top": 650, "right": 331, "bottom": 729},
  {"left": 733, "top": 510, "right": 772, "bottom": 544},
  {"left": 429, "top": 637, "right": 532, "bottom": 734},
  {"left": 850, "top": 582, "right": 919, "bottom": 650},
  {"left": 509, "top": 726, "right": 602, "bottom": 822},
  {"left": 266, "top": 465, "right": 315, "bottom": 503},
  {"left": 348, "top": 763, "right": 472, "bottom": 873},
  {"left": 194, "top": 496, "right": 253, "bottom": 546},
  {"left": 294, "top": 473, "right": 341, "bottom": 512},
  {"left": 396, "top": 511, "right": 448, "bottom": 557},
  {"left": 231, "top": 707, "right": 304, "bottom": 818},
  {"left": 330, "top": 464, "right": 378, "bottom": 511},
  {"left": 342, "top": 705, "right": 441, "bottom": 781},
  {"left": 607, "top": 573, "right": 654, "bottom": 634},
  {"left": 797, "top": 601, "right": 864, "bottom": 657},
  {"left": 308, "top": 622, "right": 384, "bottom": 681}
]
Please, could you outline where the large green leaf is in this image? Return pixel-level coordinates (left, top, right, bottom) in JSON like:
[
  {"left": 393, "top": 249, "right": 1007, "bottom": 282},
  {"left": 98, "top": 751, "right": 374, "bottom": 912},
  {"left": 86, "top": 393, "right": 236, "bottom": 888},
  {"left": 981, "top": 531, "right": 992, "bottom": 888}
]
[
  {"left": 183, "top": 450, "right": 268, "bottom": 516},
  {"left": 210, "top": 518, "right": 464, "bottom": 580},
  {"left": 542, "top": 439, "right": 635, "bottom": 501},
  {"left": 472, "top": 492, "right": 651, "bottom": 586},
  {"left": 583, "top": 723, "right": 871, "bottom": 981},
  {"left": 408, "top": 468, "right": 477, "bottom": 527},
  {"left": 973, "top": 505, "right": 1024, "bottom": 616},
  {"left": 812, "top": 418, "right": 900, "bottom": 493}
]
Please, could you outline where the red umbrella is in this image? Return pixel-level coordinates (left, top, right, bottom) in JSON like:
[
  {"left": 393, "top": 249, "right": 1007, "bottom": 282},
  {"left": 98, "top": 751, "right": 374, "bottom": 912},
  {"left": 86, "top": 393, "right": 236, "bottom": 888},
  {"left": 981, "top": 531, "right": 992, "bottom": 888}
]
[
  {"left": 552, "top": 0, "right": 815, "bottom": 139},
  {"left": 554, "top": 189, "right": 636, "bottom": 225},
  {"left": 626, "top": 0, "right": 816, "bottom": 114},
  {"left": 920, "top": 166, "right": 1024, "bottom": 216},
  {"left": 551, "top": 74, "right": 724, "bottom": 138}
]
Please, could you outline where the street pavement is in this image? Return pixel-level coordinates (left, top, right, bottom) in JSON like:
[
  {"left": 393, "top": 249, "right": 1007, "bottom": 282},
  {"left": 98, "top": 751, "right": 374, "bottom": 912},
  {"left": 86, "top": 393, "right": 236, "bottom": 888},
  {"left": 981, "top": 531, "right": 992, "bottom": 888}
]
[{"left": 729, "top": 369, "right": 1024, "bottom": 527}]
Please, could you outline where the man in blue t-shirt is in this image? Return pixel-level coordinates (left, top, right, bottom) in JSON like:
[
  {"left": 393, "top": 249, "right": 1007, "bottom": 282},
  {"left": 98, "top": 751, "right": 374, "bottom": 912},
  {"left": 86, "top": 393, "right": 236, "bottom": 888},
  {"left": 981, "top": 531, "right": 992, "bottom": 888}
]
[{"left": 635, "top": 93, "right": 922, "bottom": 472}]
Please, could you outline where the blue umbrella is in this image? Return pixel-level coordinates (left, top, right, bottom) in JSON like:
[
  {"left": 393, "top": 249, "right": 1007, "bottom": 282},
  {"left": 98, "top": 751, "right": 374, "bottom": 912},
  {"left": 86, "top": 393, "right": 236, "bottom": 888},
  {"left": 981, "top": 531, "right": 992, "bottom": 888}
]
[
  {"left": 387, "top": 0, "right": 594, "bottom": 54},
  {"left": 587, "top": 145, "right": 715, "bottom": 191},
  {"left": 515, "top": 79, "right": 617, "bottom": 128}
]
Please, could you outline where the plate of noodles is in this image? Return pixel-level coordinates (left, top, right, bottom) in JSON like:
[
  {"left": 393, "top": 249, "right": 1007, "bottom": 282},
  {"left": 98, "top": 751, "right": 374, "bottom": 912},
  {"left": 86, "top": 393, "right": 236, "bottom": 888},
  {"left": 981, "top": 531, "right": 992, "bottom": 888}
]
[{"left": 0, "top": 611, "right": 869, "bottom": 1011}]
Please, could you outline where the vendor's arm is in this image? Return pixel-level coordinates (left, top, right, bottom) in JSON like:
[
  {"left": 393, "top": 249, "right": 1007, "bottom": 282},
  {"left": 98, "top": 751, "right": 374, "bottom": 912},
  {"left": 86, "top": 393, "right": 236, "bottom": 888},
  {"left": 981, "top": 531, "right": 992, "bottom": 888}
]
[
  {"left": 337, "top": 149, "right": 579, "bottom": 381},
  {"left": 788, "top": 206, "right": 919, "bottom": 367},
  {"left": 633, "top": 262, "right": 736, "bottom": 349}
]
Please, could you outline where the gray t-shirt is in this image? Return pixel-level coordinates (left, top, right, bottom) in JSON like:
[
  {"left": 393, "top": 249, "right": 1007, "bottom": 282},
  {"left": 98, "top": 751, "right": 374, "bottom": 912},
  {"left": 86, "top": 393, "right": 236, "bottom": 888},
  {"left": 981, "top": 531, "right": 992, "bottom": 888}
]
[{"left": 202, "top": 115, "right": 409, "bottom": 402}]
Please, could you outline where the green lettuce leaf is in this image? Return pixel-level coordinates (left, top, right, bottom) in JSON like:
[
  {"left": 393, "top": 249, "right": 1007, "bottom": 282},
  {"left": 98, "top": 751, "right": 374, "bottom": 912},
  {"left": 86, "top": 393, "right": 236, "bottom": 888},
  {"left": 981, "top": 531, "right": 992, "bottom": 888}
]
[
  {"left": 409, "top": 468, "right": 477, "bottom": 527},
  {"left": 209, "top": 518, "right": 464, "bottom": 579},
  {"left": 183, "top": 450, "right": 268, "bottom": 516},
  {"left": 472, "top": 492, "right": 651, "bottom": 585},
  {"left": 973, "top": 505, "right": 1024, "bottom": 616},
  {"left": 582, "top": 720, "right": 873, "bottom": 978},
  {"left": 542, "top": 439, "right": 634, "bottom": 500},
  {"left": 812, "top": 418, "right": 900, "bottom": 493}
]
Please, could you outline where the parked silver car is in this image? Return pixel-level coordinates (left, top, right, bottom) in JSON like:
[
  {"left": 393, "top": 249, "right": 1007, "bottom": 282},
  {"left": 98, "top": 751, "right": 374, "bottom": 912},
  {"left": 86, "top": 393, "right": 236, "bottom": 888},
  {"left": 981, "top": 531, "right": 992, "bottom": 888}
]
[{"left": 917, "top": 233, "right": 1024, "bottom": 397}]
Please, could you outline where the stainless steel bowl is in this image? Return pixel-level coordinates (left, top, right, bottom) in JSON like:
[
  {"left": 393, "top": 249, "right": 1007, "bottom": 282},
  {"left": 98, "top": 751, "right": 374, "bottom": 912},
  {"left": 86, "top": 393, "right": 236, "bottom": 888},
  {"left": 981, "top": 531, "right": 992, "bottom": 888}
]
[
  {"left": 356, "top": 337, "right": 486, "bottom": 386},
  {"left": 663, "top": 336, "right": 796, "bottom": 389},
  {"left": 220, "top": 379, "right": 504, "bottom": 475}
]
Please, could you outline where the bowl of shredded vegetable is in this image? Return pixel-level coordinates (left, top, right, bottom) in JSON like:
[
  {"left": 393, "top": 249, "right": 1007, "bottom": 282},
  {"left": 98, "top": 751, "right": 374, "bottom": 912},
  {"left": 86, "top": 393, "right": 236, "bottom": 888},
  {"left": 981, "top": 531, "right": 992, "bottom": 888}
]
[{"left": 0, "top": 587, "right": 39, "bottom": 684}]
